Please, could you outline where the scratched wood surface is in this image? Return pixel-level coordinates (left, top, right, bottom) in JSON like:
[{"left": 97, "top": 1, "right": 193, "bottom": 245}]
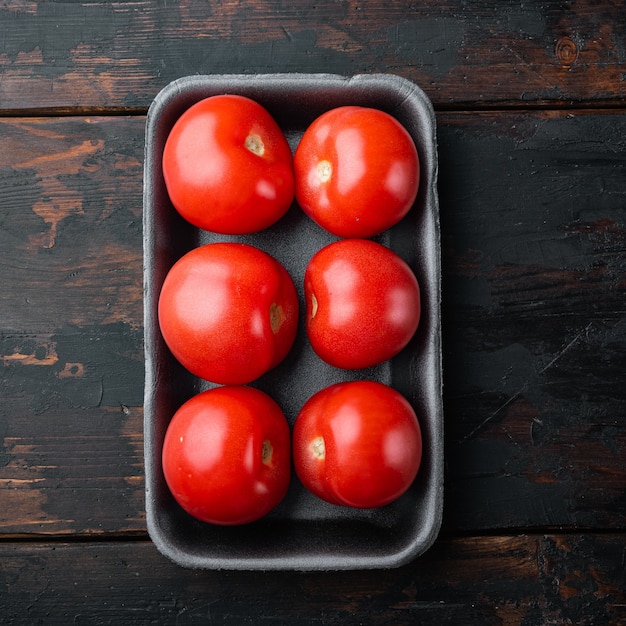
[
  {"left": 1, "top": 111, "right": 624, "bottom": 537},
  {"left": 0, "top": 0, "right": 625, "bottom": 623},
  {"left": 0, "top": 535, "right": 624, "bottom": 625},
  {"left": 0, "top": 0, "right": 625, "bottom": 111}
]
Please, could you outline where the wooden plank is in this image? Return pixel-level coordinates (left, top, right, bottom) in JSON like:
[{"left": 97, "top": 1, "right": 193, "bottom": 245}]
[
  {"left": 0, "top": 405, "right": 145, "bottom": 535},
  {"left": 0, "top": 117, "right": 146, "bottom": 534},
  {"left": 0, "top": 111, "right": 624, "bottom": 536},
  {"left": 0, "top": 535, "right": 624, "bottom": 624},
  {"left": 438, "top": 110, "right": 626, "bottom": 531},
  {"left": 0, "top": 116, "right": 143, "bottom": 331},
  {"left": 0, "top": 0, "right": 625, "bottom": 111}
]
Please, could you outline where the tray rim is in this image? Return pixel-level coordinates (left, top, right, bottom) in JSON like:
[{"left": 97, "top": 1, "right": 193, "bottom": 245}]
[{"left": 143, "top": 72, "right": 444, "bottom": 571}]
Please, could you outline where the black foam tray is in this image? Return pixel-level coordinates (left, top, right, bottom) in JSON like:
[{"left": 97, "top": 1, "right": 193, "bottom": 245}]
[{"left": 143, "top": 73, "right": 443, "bottom": 570}]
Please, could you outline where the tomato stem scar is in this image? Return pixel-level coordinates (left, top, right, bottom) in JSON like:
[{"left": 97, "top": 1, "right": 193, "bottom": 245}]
[
  {"left": 310, "top": 293, "right": 318, "bottom": 319},
  {"left": 262, "top": 439, "right": 273, "bottom": 465},
  {"left": 312, "top": 436, "right": 325, "bottom": 459},
  {"left": 269, "top": 302, "right": 286, "bottom": 334},
  {"left": 317, "top": 160, "right": 332, "bottom": 183},
  {"left": 245, "top": 133, "right": 265, "bottom": 156}
]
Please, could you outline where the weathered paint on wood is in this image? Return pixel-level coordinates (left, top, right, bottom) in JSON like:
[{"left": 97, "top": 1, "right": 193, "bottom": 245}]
[
  {"left": 0, "top": 0, "right": 625, "bottom": 111},
  {"left": 0, "top": 117, "right": 146, "bottom": 534},
  {"left": 0, "top": 535, "right": 624, "bottom": 624},
  {"left": 0, "top": 4, "right": 624, "bottom": 616},
  {"left": 0, "top": 111, "right": 624, "bottom": 537},
  {"left": 438, "top": 110, "right": 626, "bottom": 531}
]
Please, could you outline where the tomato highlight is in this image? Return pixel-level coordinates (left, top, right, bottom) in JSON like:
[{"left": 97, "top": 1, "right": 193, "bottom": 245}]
[
  {"left": 304, "top": 239, "right": 421, "bottom": 369},
  {"left": 294, "top": 106, "right": 419, "bottom": 238},
  {"left": 158, "top": 242, "right": 299, "bottom": 385},
  {"left": 293, "top": 381, "right": 422, "bottom": 509},
  {"left": 162, "top": 386, "right": 291, "bottom": 525},
  {"left": 163, "top": 94, "right": 295, "bottom": 234}
]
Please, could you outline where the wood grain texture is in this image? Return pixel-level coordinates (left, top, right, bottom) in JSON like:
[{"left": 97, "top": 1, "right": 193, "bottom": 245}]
[
  {"left": 0, "top": 535, "right": 624, "bottom": 624},
  {"left": 0, "top": 0, "right": 625, "bottom": 111},
  {"left": 0, "top": 117, "right": 143, "bottom": 330},
  {"left": 438, "top": 110, "right": 626, "bottom": 531},
  {"left": 0, "top": 111, "right": 624, "bottom": 537},
  {"left": 0, "top": 117, "right": 146, "bottom": 534},
  {"left": 0, "top": 2, "right": 623, "bottom": 621}
]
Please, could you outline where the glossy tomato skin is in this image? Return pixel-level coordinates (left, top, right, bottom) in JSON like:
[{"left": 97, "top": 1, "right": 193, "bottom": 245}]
[
  {"left": 162, "top": 386, "right": 291, "bottom": 525},
  {"left": 158, "top": 242, "right": 299, "bottom": 385},
  {"left": 163, "top": 94, "right": 294, "bottom": 234},
  {"left": 294, "top": 106, "right": 419, "bottom": 238},
  {"left": 293, "top": 381, "right": 422, "bottom": 508},
  {"left": 304, "top": 239, "right": 420, "bottom": 369}
]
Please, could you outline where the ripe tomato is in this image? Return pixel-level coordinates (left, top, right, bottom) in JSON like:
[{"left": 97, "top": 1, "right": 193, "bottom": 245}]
[
  {"left": 304, "top": 239, "right": 420, "bottom": 369},
  {"left": 163, "top": 94, "right": 294, "bottom": 234},
  {"left": 158, "top": 242, "right": 299, "bottom": 385},
  {"left": 294, "top": 106, "right": 419, "bottom": 238},
  {"left": 162, "top": 386, "right": 291, "bottom": 525},
  {"left": 293, "top": 381, "right": 422, "bottom": 508}
]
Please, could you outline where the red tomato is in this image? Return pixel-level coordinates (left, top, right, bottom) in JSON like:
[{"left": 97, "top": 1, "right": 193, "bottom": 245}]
[
  {"left": 162, "top": 386, "right": 291, "bottom": 525},
  {"left": 304, "top": 239, "right": 420, "bottom": 369},
  {"left": 294, "top": 106, "right": 419, "bottom": 238},
  {"left": 158, "top": 242, "right": 299, "bottom": 385},
  {"left": 163, "top": 94, "right": 294, "bottom": 234},
  {"left": 293, "top": 381, "right": 422, "bottom": 508}
]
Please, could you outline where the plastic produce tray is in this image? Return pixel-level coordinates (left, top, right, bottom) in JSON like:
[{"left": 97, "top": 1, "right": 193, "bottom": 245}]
[{"left": 143, "top": 73, "right": 443, "bottom": 570}]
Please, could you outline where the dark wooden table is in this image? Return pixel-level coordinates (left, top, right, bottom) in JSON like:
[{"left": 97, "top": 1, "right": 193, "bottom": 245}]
[{"left": 1, "top": 1, "right": 625, "bottom": 623}]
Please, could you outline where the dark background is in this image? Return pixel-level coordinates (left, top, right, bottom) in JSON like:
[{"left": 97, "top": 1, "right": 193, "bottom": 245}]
[{"left": 0, "top": 1, "right": 624, "bottom": 623}]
